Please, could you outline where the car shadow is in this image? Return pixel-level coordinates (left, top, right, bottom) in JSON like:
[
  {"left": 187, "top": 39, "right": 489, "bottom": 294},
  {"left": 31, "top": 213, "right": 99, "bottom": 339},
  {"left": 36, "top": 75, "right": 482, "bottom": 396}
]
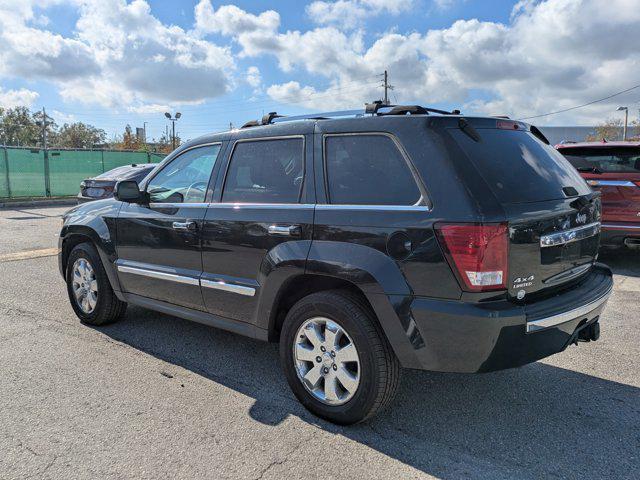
[
  {"left": 94, "top": 306, "right": 640, "bottom": 479},
  {"left": 599, "top": 248, "right": 640, "bottom": 278}
]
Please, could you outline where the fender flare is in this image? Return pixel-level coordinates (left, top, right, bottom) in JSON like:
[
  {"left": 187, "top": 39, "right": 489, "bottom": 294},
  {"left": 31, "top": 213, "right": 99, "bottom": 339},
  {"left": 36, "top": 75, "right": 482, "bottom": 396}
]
[
  {"left": 60, "top": 222, "right": 122, "bottom": 293},
  {"left": 258, "top": 240, "right": 422, "bottom": 368}
]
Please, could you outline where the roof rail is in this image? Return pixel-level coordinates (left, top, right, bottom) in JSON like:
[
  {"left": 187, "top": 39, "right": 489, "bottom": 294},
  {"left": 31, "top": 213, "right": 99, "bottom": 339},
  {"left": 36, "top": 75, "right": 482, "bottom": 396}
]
[
  {"left": 261, "top": 111, "right": 285, "bottom": 125},
  {"left": 241, "top": 102, "right": 460, "bottom": 128},
  {"left": 241, "top": 119, "right": 260, "bottom": 128},
  {"left": 272, "top": 109, "right": 364, "bottom": 123},
  {"left": 241, "top": 111, "right": 285, "bottom": 128},
  {"left": 375, "top": 104, "right": 460, "bottom": 116}
]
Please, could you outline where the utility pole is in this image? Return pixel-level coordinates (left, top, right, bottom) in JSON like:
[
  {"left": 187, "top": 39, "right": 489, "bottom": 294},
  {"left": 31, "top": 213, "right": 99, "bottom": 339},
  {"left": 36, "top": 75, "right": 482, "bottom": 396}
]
[
  {"left": 382, "top": 70, "right": 394, "bottom": 105},
  {"left": 38, "top": 107, "right": 51, "bottom": 197},
  {"left": 42, "top": 107, "right": 47, "bottom": 149}
]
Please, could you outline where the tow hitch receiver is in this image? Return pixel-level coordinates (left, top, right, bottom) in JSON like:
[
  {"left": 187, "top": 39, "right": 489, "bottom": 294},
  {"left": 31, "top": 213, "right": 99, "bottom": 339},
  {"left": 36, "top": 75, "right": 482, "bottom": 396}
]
[{"left": 575, "top": 319, "right": 600, "bottom": 344}]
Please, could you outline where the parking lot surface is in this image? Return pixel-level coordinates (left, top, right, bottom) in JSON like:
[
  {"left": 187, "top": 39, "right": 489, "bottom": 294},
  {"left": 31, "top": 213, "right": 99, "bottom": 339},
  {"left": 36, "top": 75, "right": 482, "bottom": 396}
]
[{"left": 0, "top": 205, "right": 639, "bottom": 479}]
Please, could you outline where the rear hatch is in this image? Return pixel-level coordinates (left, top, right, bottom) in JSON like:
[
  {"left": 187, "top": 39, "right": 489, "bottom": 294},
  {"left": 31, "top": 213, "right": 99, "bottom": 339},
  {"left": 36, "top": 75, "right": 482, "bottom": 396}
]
[
  {"left": 558, "top": 146, "right": 640, "bottom": 225},
  {"left": 450, "top": 121, "right": 600, "bottom": 299}
]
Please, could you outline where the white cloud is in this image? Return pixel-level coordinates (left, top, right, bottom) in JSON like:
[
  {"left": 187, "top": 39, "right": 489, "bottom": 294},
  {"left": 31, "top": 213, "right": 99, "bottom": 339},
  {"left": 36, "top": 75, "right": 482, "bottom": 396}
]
[
  {"left": 0, "top": 87, "right": 40, "bottom": 108},
  {"left": 194, "top": 1, "right": 280, "bottom": 36},
  {"left": 306, "top": 0, "right": 413, "bottom": 29},
  {"left": 245, "top": 66, "right": 262, "bottom": 88},
  {"left": 51, "top": 109, "right": 76, "bottom": 124},
  {"left": 202, "top": 0, "right": 640, "bottom": 124},
  {"left": 433, "top": 0, "right": 457, "bottom": 9},
  {"left": 2, "top": 0, "right": 640, "bottom": 126},
  {"left": 0, "top": 0, "right": 235, "bottom": 110}
]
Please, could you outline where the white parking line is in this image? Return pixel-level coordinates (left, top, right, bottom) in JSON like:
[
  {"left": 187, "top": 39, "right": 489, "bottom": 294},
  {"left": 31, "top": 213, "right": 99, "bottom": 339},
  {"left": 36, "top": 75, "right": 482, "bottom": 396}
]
[{"left": 0, "top": 248, "right": 59, "bottom": 263}]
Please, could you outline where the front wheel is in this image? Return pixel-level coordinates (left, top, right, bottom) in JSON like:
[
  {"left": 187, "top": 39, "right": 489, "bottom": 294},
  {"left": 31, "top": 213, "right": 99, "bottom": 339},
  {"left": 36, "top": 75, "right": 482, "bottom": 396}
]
[
  {"left": 280, "top": 290, "right": 400, "bottom": 424},
  {"left": 66, "top": 242, "right": 127, "bottom": 325}
]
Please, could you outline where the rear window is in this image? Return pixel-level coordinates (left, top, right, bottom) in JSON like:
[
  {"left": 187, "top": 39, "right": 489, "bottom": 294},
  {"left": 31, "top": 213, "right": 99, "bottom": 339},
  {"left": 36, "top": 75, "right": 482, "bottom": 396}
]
[
  {"left": 324, "top": 134, "right": 422, "bottom": 205},
  {"left": 559, "top": 147, "right": 640, "bottom": 173},
  {"left": 450, "top": 129, "right": 590, "bottom": 203},
  {"left": 222, "top": 138, "right": 304, "bottom": 204},
  {"left": 95, "top": 165, "right": 152, "bottom": 180}
]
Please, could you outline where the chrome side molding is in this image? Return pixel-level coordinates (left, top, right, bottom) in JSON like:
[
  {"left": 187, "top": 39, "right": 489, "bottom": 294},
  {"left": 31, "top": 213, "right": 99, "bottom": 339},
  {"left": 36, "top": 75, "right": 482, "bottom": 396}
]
[
  {"left": 601, "top": 223, "right": 640, "bottom": 230},
  {"left": 117, "top": 263, "right": 256, "bottom": 297},
  {"left": 200, "top": 279, "right": 256, "bottom": 297},
  {"left": 540, "top": 222, "right": 600, "bottom": 248},
  {"left": 117, "top": 265, "right": 200, "bottom": 286}
]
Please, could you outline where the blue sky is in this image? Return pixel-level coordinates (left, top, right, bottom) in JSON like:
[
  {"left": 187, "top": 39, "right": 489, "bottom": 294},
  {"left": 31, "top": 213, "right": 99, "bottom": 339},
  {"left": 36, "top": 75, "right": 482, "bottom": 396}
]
[{"left": 0, "top": 0, "right": 638, "bottom": 142}]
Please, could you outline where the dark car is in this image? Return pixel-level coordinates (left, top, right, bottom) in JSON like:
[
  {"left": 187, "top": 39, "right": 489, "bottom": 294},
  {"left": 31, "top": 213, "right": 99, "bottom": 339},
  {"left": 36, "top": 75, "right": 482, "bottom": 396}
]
[
  {"left": 59, "top": 105, "right": 612, "bottom": 424},
  {"left": 556, "top": 141, "right": 640, "bottom": 249},
  {"left": 78, "top": 163, "right": 157, "bottom": 203}
]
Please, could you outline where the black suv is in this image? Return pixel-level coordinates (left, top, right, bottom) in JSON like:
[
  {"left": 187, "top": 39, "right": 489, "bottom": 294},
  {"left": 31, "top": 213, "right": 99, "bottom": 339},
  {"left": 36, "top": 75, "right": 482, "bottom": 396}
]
[{"left": 59, "top": 104, "right": 613, "bottom": 424}]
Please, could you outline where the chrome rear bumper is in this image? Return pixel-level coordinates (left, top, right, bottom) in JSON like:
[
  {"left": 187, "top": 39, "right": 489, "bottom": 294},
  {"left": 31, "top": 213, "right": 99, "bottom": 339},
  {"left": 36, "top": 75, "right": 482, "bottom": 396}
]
[{"left": 526, "top": 287, "right": 611, "bottom": 333}]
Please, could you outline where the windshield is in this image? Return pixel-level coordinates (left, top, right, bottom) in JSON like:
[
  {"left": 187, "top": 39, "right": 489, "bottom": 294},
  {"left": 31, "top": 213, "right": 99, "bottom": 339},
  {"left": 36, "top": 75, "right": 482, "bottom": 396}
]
[
  {"left": 450, "top": 129, "right": 591, "bottom": 203},
  {"left": 560, "top": 147, "right": 640, "bottom": 173}
]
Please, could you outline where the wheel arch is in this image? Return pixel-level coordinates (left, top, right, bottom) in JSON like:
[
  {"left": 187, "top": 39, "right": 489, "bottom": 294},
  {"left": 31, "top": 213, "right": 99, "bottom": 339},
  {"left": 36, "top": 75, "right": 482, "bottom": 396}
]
[
  {"left": 60, "top": 225, "right": 122, "bottom": 293},
  {"left": 259, "top": 242, "right": 422, "bottom": 368},
  {"left": 266, "top": 273, "right": 375, "bottom": 342}
]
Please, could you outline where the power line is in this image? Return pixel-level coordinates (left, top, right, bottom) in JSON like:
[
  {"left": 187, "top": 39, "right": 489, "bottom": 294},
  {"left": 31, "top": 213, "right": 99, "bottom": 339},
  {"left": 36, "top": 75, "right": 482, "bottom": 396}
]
[{"left": 518, "top": 82, "right": 640, "bottom": 120}]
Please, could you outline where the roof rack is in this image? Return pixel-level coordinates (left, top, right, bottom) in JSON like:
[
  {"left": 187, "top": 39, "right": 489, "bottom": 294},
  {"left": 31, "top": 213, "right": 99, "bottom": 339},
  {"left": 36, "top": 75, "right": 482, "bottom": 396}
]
[{"left": 240, "top": 102, "right": 461, "bottom": 128}]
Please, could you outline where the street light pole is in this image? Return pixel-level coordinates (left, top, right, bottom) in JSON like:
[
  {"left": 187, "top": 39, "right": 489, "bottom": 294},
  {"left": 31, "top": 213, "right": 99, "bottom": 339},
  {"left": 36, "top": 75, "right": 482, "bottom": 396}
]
[
  {"left": 164, "top": 112, "right": 182, "bottom": 151},
  {"left": 617, "top": 106, "right": 628, "bottom": 141}
]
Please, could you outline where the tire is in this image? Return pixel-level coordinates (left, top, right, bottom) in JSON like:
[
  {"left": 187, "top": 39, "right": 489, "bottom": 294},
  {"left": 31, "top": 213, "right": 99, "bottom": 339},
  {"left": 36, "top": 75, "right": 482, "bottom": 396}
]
[
  {"left": 66, "top": 242, "right": 127, "bottom": 326},
  {"left": 280, "top": 290, "right": 400, "bottom": 424}
]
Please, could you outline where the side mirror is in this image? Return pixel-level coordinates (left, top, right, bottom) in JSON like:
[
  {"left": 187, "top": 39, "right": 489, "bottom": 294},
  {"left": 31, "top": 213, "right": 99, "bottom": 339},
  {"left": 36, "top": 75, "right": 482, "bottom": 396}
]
[{"left": 115, "top": 180, "right": 146, "bottom": 203}]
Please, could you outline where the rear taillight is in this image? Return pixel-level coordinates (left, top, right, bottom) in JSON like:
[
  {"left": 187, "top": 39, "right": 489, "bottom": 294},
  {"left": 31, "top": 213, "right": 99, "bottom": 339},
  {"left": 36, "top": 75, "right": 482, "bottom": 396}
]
[{"left": 435, "top": 223, "right": 509, "bottom": 292}]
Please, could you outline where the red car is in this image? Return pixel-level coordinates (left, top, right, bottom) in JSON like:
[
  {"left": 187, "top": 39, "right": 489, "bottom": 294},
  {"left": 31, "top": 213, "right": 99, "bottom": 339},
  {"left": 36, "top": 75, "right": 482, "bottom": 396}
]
[{"left": 556, "top": 141, "right": 640, "bottom": 249}]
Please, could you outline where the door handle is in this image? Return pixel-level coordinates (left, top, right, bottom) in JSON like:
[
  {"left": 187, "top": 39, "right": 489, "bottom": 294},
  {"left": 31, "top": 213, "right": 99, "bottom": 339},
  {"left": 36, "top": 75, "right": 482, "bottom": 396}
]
[
  {"left": 268, "top": 225, "right": 301, "bottom": 236},
  {"left": 172, "top": 221, "right": 197, "bottom": 231}
]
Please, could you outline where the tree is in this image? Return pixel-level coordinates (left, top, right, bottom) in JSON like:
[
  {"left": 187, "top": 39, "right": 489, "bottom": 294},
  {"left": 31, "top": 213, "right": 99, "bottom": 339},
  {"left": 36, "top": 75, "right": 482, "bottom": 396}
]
[
  {"left": 585, "top": 117, "right": 640, "bottom": 142},
  {"left": 155, "top": 131, "right": 180, "bottom": 153},
  {"left": 113, "top": 124, "right": 144, "bottom": 150},
  {"left": 54, "top": 122, "right": 106, "bottom": 148},
  {"left": 0, "top": 107, "right": 40, "bottom": 146}
]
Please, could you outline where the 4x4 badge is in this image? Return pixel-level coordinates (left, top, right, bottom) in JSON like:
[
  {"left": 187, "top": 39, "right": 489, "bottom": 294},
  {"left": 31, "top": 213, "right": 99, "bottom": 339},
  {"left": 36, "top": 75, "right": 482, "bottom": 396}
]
[
  {"left": 513, "top": 275, "right": 534, "bottom": 289},
  {"left": 576, "top": 213, "right": 587, "bottom": 224}
]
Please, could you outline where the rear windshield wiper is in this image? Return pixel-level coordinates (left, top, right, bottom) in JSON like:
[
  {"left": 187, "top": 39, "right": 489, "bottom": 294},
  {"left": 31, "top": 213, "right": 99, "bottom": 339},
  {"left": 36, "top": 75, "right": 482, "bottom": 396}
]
[
  {"left": 458, "top": 118, "right": 481, "bottom": 142},
  {"left": 576, "top": 166, "right": 603, "bottom": 174}
]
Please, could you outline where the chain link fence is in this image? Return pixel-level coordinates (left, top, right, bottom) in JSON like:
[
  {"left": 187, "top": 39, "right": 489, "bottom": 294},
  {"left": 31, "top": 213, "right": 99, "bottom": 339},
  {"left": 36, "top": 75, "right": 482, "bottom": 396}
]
[{"left": 0, "top": 146, "right": 166, "bottom": 199}]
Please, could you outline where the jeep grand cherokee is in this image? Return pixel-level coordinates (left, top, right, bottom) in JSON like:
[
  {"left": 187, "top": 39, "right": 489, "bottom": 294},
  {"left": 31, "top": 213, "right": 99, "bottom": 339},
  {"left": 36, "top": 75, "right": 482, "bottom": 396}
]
[{"left": 59, "top": 104, "right": 612, "bottom": 424}]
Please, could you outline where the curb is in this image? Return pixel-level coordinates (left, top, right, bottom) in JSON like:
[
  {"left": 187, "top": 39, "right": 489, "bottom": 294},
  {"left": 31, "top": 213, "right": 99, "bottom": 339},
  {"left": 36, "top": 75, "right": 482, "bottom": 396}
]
[{"left": 0, "top": 197, "right": 77, "bottom": 209}]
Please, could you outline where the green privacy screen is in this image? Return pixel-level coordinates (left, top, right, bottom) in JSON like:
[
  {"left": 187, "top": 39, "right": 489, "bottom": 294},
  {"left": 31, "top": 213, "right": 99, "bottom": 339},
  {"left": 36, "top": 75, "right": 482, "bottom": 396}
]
[{"left": 0, "top": 147, "right": 166, "bottom": 199}]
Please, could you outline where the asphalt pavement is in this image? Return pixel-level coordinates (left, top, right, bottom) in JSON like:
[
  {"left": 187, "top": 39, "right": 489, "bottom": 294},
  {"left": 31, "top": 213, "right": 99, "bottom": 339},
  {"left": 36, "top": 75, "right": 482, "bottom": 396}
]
[{"left": 0, "top": 206, "right": 638, "bottom": 479}]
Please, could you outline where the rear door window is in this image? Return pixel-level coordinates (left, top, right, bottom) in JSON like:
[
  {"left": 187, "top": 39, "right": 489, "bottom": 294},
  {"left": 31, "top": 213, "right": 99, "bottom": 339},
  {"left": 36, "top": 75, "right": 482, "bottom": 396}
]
[
  {"left": 222, "top": 138, "right": 304, "bottom": 203},
  {"left": 324, "top": 134, "right": 422, "bottom": 205},
  {"left": 450, "top": 129, "right": 590, "bottom": 203}
]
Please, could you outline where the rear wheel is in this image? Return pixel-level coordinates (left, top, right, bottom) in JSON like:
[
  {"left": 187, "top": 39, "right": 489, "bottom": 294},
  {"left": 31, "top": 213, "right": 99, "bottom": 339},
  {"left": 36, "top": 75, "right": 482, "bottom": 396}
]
[
  {"left": 66, "top": 242, "right": 126, "bottom": 325},
  {"left": 280, "top": 290, "right": 400, "bottom": 424}
]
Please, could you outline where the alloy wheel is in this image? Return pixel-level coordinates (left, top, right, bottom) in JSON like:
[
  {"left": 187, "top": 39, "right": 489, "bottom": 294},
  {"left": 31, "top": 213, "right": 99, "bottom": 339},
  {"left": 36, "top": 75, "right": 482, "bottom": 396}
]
[
  {"left": 293, "top": 317, "right": 361, "bottom": 406},
  {"left": 71, "top": 258, "right": 98, "bottom": 314}
]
